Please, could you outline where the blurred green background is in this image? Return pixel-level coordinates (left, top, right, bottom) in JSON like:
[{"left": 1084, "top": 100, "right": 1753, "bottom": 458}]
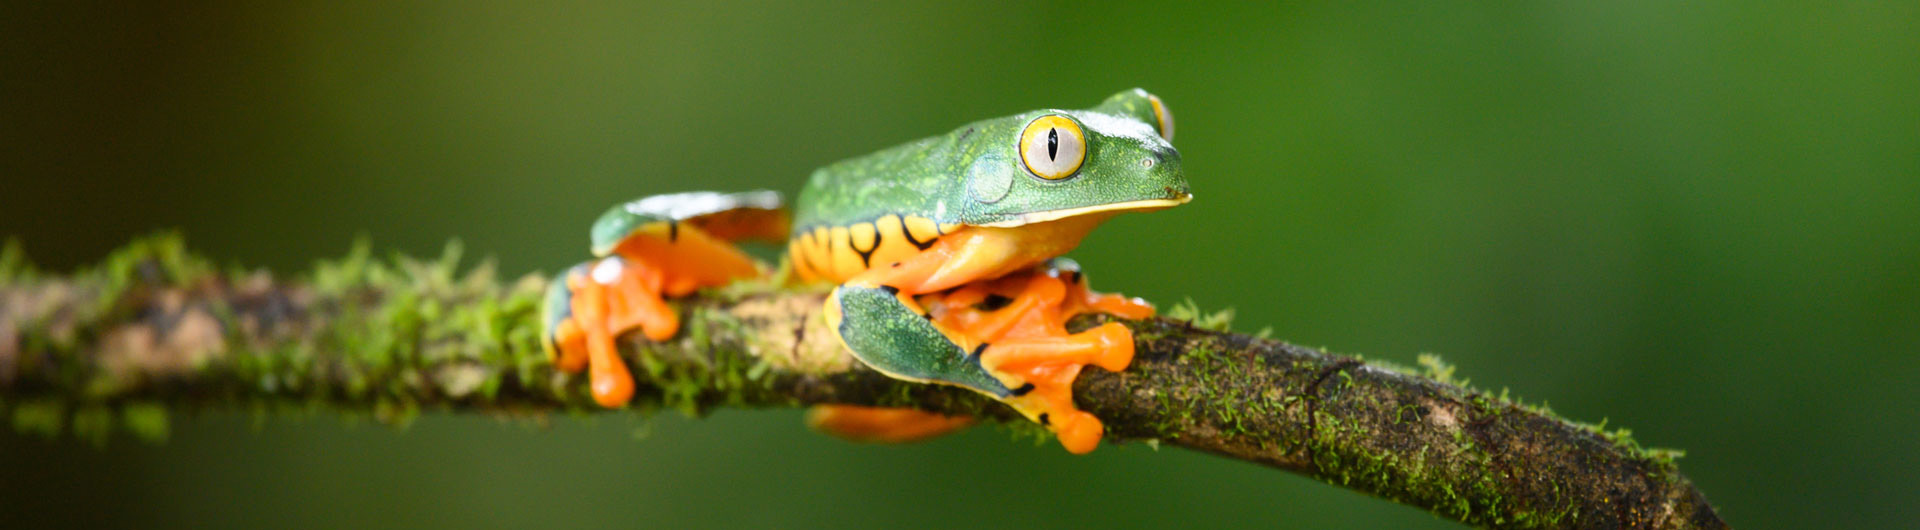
[{"left": 3, "top": 2, "right": 1915, "bottom": 528}]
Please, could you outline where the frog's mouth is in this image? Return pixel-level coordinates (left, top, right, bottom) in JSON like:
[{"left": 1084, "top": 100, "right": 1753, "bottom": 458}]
[{"left": 978, "top": 191, "right": 1194, "bottom": 227}]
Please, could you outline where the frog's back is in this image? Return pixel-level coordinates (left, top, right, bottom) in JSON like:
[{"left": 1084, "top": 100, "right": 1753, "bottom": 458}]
[{"left": 788, "top": 131, "right": 979, "bottom": 282}]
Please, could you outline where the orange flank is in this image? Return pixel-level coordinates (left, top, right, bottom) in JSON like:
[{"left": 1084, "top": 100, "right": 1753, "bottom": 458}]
[
  {"left": 806, "top": 406, "right": 977, "bottom": 443},
  {"left": 839, "top": 213, "right": 1117, "bottom": 292}
]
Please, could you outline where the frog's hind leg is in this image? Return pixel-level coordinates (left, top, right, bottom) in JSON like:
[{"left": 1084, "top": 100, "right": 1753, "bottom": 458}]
[
  {"left": 825, "top": 283, "right": 1013, "bottom": 394},
  {"left": 808, "top": 278, "right": 1017, "bottom": 445},
  {"left": 805, "top": 406, "right": 976, "bottom": 444}
]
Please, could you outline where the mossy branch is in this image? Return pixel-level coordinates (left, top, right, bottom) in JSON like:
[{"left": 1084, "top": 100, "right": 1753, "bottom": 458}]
[{"left": 0, "top": 235, "right": 1726, "bottom": 529}]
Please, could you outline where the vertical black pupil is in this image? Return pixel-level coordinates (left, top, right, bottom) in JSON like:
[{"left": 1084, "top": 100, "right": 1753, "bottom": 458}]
[{"left": 1047, "top": 128, "right": 1059, "bottom": 160}]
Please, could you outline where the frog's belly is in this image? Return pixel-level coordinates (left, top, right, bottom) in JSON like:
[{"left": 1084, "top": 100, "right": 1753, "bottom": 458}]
[{"left": 788, "top": 214, "right": 959, "bottom": 283}]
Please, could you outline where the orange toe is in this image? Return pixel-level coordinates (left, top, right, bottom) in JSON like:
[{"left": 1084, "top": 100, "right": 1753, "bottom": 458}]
[
  {"left": 1080, "top": 293, "right": 1156, "bottom": 320},
  {"left": 566, "top": 265, "right": 642, "bottom": 407},
  {"left": 590, "top": 359, "right": 635, "bottom": 408},
  {"left": 1052, "top": 411, "right": 1104, "bottom": 454},
  {"left": 550, "top": 319, "right": 589, "bottom": 373},
  {"left": 980, "top": 322, "right": 1136, "bottom": 374},
  {"left": 1084, "top": 322, "right": 1135, "bottom": 373}
]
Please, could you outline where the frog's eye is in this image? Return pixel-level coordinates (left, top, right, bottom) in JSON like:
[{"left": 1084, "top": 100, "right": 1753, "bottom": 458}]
[
  {"left": 1019, "top": 115, "right": 1086, "bottom": 181},
  {"left": 1148, "top": 94, "right": 1174, "bottom": 141}
]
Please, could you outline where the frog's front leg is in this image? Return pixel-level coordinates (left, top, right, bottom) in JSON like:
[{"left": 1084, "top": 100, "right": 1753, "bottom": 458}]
[
  {"left": 823, "top": 234, "right": 1149, "bottom": 453},
  {"left": 921, "top": 263, "right": 1152, "bottom": 454}
]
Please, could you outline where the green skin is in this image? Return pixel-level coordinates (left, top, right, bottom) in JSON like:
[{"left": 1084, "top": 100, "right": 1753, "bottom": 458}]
[
  {"left": 794, "top": 88, "right": 1188, "bottom": 230},
  {"left": 554, "top": 89, "right": 1190, "bottom": 403}
]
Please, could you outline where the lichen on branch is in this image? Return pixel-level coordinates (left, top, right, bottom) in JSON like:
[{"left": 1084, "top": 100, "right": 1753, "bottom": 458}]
[{"left": 0, "top": 234, "right": 1727, "bottom": 529}]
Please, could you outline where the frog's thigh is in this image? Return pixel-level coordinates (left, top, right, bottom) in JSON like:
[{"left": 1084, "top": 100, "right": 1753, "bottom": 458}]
[
  {"left": 826, "top": 283, "right": 1013, "bottom": 398},
  {"left": 609, "top": 223, "right": 762, "bottom": 296}
]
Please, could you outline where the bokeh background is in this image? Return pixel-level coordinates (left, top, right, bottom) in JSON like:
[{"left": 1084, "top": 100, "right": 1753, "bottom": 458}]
[{"left": 3, "top": 2, "right": 1915, "bottom": 528}]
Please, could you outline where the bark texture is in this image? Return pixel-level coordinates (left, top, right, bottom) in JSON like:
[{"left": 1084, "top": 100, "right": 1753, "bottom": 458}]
[{"left": 0, "top": 237, "right": 1727, "bottom": 529}]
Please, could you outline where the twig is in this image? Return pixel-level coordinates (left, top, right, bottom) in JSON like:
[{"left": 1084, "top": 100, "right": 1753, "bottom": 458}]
[{"left": 0, "top": 235, "right": 1727, "bottom": 529}]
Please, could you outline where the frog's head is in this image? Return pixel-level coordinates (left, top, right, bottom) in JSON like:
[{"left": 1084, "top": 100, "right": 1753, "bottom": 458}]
[{"left": 956, "top": 89, "right": 1191, "bottom": 227}]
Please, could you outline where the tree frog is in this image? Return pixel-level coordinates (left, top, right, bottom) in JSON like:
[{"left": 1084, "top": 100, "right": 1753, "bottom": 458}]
[{"left": 543, "top": 89, "right": 1190, "bottom": 453}]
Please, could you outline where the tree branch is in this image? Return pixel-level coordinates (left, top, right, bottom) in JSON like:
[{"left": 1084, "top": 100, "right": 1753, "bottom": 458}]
[{"left": 0, "top": 236, "right": 1727, "bottom": 529}]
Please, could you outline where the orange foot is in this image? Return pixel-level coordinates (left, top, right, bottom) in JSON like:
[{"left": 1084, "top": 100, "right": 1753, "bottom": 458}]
[{"left": 547, "top": 258, "right": 679, "bottom": 407}]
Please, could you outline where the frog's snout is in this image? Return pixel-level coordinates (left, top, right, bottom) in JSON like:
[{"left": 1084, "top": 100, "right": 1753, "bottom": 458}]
[{"left": 1150, "top": 150, "right": 1191, "bottom": 202}]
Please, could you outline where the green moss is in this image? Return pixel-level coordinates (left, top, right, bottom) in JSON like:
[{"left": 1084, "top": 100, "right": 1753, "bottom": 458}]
[
  {"left": 1162, "top": 297, "right": 1235, "bottom": 332},
  {"left": 89, "top": 232, "right": 212, "bottom": 302},
  {"left": 312, "top": 237, "right": 375, "bottom": 295},
  {"left": 1416, "top": 353, "right": 1461, "bottom": 387},
  {"left": 1146, "top": 389, "right": 1183, "bottom": 438},
  {"left": 0, "top": 237, "right": 33, "bottom": 285},
  {"left": 996, "top": 416, "right": 1054, "bottom": 446}
]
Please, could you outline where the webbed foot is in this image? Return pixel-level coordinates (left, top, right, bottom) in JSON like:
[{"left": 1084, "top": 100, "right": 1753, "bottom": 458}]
[{"left": 543, "top": 258, "right": 679, "bottom": 407}]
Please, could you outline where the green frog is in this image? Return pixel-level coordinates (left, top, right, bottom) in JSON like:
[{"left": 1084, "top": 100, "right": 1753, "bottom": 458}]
[{"left": 544, "top": 89, "right": 1189, "bottom": 453}]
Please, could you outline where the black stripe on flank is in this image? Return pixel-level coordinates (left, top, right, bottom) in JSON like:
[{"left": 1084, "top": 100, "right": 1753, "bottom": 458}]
[
  {"left": 1010, "top": 383, "right": 1035, "bottom": 396},
  {"left": 668, "top": 221, "right": 679, "bottom": 243},
  {"left": 968, "top": 342, "right": 988, "bottom": 360},
  {"left": 1038, "top": 413, "right": 1051, "bottom": 426},
  {"left": 878, "top": 285, "right": 901, "bottom": 295},
  {"left": 899, "top": 216, "right": 936, "bottom": 250}
]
